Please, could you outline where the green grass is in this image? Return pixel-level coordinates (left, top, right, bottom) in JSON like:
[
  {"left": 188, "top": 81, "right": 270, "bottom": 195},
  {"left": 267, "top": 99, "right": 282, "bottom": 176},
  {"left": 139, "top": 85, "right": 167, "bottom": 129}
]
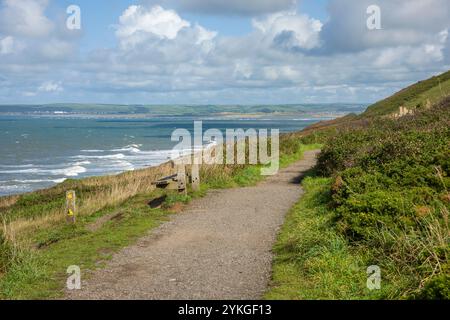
[
  {"left": 201, "top": 142, "right": 321, "bottom": 190},
  {"left": 266, "top": 90, "right": 450, "bottom": 300},
  {"left": 280, "top": 143, "right": 322, "bottom": 168},
  {"left": 364, "top": 70, "right": 450, "bottom": 116},
  {"left": 265, "top": 177, "right": 391, "bottom": 300},
  {"left": 0, "top": 193, "right": 171, "bottom": 299}
]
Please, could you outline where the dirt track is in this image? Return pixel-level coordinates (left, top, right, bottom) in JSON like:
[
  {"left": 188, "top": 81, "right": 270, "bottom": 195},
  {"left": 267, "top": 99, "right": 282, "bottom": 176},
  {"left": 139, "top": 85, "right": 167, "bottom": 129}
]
[{"left": 68, "top": 150, "right": 319, "bottom": 300}]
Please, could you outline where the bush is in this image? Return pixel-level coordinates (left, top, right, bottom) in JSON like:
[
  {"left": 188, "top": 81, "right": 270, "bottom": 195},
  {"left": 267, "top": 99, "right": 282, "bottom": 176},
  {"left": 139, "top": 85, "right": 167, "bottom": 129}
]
[
  {"left": 415, "top": 274, "right": 450, "bottom": 300},
  {"left": 314, "top": 97, "right": 450, "bottom": 298}
]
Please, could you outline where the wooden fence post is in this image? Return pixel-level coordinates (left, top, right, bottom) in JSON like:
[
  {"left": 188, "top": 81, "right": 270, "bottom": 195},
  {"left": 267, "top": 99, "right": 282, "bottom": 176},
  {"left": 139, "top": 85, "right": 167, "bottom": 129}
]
[
  {"left": 191, "top": 164, "right": 200, "bottom": 191},
  {"left": 66, "top": 190, "right": 76, "bottom": 224},
  {"left": 176, "top": 165, "right": 187, "bottom": 195}
]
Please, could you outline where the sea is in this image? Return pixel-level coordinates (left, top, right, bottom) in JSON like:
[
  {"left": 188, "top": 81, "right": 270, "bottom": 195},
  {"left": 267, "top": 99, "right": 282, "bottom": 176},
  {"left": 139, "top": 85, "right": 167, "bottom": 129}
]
[{"left": 0, "top": 115, "right": 332, "bottom": 196}]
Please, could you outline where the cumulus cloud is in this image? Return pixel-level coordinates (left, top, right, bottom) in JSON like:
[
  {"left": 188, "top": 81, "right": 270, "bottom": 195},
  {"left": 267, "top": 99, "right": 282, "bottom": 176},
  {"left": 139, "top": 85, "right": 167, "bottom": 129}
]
[
  {"left": 116, "top": 5, "right": 216, "bottom": 50},
  {"left": 0, "top": 0, "right": 449, "bottom": 105},
  {"left": 145, "top": 0, "right": 297, "bottom": 15},
  {"left": 253, "top": 11, "right": 322, "bottom": 51},
  {"left": 0, "top": 0, "right": 53, "bottom": 37},
  {"left": 0, "top": 0, "right": 79, "bottom": 63},
  {"left": 116, "top": 5, "right": 189, "bottom": 45}
]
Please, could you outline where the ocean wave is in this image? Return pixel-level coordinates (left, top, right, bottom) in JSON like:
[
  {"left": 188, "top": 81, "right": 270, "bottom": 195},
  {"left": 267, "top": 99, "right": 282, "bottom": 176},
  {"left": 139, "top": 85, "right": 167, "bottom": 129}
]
[
  {"left": 111, "top": 144, "right": 143, "bottom": 153},
  {"left": 80, "top": 149, "right": 104, "bottom": 153},
  {"left": 81, "top": 144, "right": 143, "bottom": 154},
  {"left": 111, "top": 147, "right": 141, "bottom": 153},
  {"left": 109, "top": 160, "right": 134, "bottom": 170},
  {"left": 0, "top": 185, "right": 26, "bottom": 192},
  {"left": 1, "top": 143, "right": 215, "bottom": 196},
  {"left": 51, "top": 165, "right": 87, "bottom": 177},
  {"left": 0, "top": 164, "right": 35, "bottom": 169},
  {"left": 74, "top": 161, "right": 91, "bottom": 166},
  {"left": 0, "top": 168, "right": 41, "bottom": 174},
  {"left": 73, "top": 153, "right": 126, "bottom": 160},
  {"left": 7, "top": 178, "right": 67, "bottom": 184},
  {"left": 0, "top": 165, "right": 87, "bottom": 177}
]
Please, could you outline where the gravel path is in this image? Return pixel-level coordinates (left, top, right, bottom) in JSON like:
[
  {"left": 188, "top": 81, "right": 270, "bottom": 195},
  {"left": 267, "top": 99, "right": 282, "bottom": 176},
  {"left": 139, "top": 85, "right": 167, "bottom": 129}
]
[{"left": 68, "top": 150, "right": 319, "bottom": 300}]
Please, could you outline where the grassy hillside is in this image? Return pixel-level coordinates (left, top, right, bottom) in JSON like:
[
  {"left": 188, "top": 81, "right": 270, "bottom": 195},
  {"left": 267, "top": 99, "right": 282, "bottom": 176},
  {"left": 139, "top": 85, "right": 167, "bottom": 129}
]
[
  {"left": 298, "top": 70, "right": 450, "bottom": 137},
  {"left": 364, "top": 70, "right": 450, "bottom": 117},
  {"left": 267, "top": 72, "right": 450, "bottom": 300}
]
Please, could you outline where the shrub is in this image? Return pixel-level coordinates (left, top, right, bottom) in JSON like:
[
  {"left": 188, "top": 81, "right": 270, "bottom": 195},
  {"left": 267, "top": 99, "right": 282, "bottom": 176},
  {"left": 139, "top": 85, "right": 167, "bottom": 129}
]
[{"left": 314, "top": 97, "right": 450, "bottom": 298}]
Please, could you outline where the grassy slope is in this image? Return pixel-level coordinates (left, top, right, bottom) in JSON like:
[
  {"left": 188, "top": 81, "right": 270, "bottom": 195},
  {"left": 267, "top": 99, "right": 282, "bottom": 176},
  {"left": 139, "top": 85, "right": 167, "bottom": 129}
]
[
  {"left": 298, "top": 70, "right": 450, "bottom": 137},
  {"left": 266, "top": 70, "right": 450, "bottom": 300},
  {"left": 0, "top": 193, "right": 171, "bottom": 299},
  {"left": 265, "top": 177, "right": 384, "bottom": 300},
  {"left": 0, "top": 133, "right": 319, "bottom": 299},
  {"left": 364, "top": 70, "right": 450, "bottom": 117}
]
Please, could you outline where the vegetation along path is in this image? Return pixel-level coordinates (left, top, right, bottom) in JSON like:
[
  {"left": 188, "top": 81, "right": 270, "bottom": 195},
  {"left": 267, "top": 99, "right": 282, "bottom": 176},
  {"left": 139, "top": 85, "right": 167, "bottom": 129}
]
[{"left": 68, "top": 150, "right": 320, "bottom": 300}]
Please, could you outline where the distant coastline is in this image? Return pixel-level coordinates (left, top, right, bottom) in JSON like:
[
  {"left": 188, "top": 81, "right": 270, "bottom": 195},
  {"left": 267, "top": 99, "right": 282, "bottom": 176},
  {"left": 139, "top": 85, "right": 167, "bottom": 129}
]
[{"left": 0, "top": 103, "right": 367, "bottom": 118}]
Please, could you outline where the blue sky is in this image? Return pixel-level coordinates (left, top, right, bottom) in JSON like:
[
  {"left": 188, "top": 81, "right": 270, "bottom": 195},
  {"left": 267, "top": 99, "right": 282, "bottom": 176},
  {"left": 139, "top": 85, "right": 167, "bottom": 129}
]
[{"left": 0, "top": 0, "right": 449, "bottom": 105}]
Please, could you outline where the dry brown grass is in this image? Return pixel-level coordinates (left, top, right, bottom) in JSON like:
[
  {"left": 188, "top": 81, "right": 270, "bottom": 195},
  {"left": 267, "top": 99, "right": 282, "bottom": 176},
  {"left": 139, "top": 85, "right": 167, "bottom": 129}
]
[{"left": 0, "top": 195, "right": 19, "bottom": 210}]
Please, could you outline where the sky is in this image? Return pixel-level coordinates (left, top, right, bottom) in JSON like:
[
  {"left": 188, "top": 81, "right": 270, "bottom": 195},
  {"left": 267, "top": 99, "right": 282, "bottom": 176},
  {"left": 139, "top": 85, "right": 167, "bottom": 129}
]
[{"left": 0, "top": 0, "right": 449, "bottom": 105}]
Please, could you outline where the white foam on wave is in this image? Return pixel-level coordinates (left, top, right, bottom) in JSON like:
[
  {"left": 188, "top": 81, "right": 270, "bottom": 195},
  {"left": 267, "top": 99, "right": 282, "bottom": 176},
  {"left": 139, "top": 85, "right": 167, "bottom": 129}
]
[
  {"left": 112, "top": 147, "right": 141, "bottom": 153},
  {"left": 111, "top": 144, "right": 143, "bottom": 153},
  {"left": 114, "top": 161, "right": 136, "bottom": 171},
  {"left": 74, "top": 153, "right": 126, "bottom": 160},
  {"left": 0, "top": 168, "right": 41, "bottom": 174},
  {"left": 80, "top": 149, "right": 105, "bottom": 153},
  {"left": 0, "top": 164, "right": 35, "bottom": 169},
  {"left": 0, "top": 185, "right": 26, "bottom": 192},
  {"left": 51, "top": 165, "right": 87, "bottom": 177},
  {"left": 9, "top": 178, "right": 67, "bottom": 184},
  {"left": 0, "top": 165, "right": 87, "bottom": 177},
  {"left": 74, "top": 161, "right": 91, "bottom": 166},
  {"left": 81, "top": 144, "right": 143, "bottom": 154}
]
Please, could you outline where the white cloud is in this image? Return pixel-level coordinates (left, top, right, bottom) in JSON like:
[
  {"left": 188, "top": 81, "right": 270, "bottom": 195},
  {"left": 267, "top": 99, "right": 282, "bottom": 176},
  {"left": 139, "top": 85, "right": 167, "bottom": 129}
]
[
  {"left": 0, "top": 0, "right": 53, "bottom": 37},
  {"left": 253, "top": 11, "right": 322, "bottom": 51},
  {"left": 38, "top": 81, "right": 63, "bottom": 93},
  {"left": 116, "top": 5, "right": 191, "bottom": 49},
  {"left": 0, "top": 0, "right": 79, "bottom": 63},
  {"left": 195, "top": 25, "right": 217, "bottom": 45}
]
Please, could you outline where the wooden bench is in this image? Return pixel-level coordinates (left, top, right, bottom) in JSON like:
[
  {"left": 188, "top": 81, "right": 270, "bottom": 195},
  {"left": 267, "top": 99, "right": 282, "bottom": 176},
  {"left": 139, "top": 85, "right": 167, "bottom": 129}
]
[
  {"left": 152, "top": 174, "right": 179, "bottom": 189},
  {"left": 152, "top": 164, "right": 200, "bottom": 193}
]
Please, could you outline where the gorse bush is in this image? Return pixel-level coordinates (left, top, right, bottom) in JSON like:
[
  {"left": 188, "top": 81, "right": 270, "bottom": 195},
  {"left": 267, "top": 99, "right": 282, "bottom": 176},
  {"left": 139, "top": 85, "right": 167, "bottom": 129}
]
[{"left": 316, "top": 97, "right": 450, "bottom": 298}]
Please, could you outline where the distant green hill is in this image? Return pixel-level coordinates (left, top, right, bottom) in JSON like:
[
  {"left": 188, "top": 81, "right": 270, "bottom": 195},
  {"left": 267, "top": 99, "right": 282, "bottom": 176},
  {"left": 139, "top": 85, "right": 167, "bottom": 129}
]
[
  {"left": 0, "top": 103, "right": 365, "bottom": 117},
  {"left": 364, "top": 70, "right": 450, "bottom": 117},
  {"left": 299, "top": 70, "right": 450, "bottom": 136}
]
